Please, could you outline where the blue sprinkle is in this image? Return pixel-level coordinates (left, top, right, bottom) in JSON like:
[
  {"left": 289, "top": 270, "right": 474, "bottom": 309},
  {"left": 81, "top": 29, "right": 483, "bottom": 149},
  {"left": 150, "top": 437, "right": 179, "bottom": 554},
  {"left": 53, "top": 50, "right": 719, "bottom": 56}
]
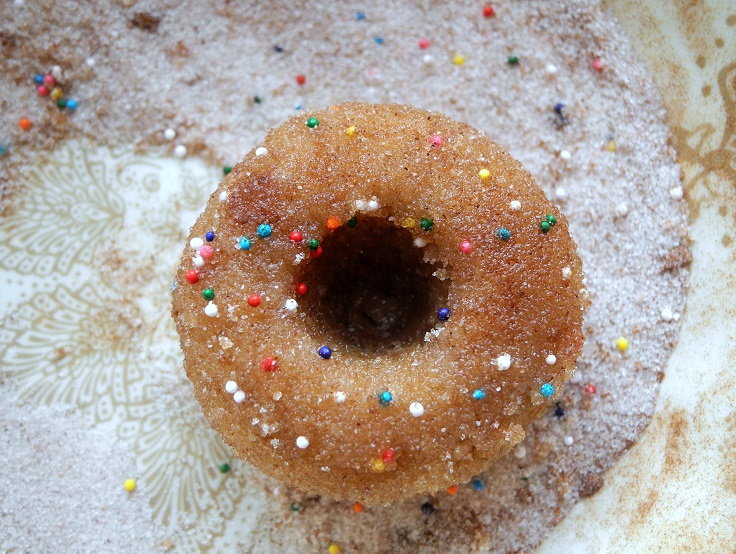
[
  {"left": 375, "top": 36, "right": 384, "bottom": 44},
  {"left": 496, "top": 227, "right": 510, "bottom": 241},
  {"left": 356, "top": 11, "right": 365, "bottom": 20},
  {"left": 205, "top": 231, "right": 215, "bottom": 242},
  {"left": 472, "top": 389, "right": 486, "bottom": 400},
  {"left": 257, "top": 223, "right": 272, "bottom": 238},
  {"left": 554, "top": 103, "right": 565, "bottom": 114},
  {"left": 378, "top": 391, "right": 393, "bottom": 406},
  {"left": 318, "top": 345, "right": 332, "bottom": 359},
  {"left": 437, "top": 307, "right": 450, "bottom": 322},
  {"left": 540, "top": 383, "right": 555, "bottom": 398},
  {"left": 34, "top": 74, "right": 43, "bottom": 84},
  {"left": 0, "top": 145, "right": 7, "bottom": 156},
  {"left": 239, "top": 236, "right": 251, "bottom": 250},
  {"left": 472, "top": 479, "right": 485, "bottom": 491},
  {"left": 294, "top": 103, "right": 302, "bottom": 111},
  {"left": 170, "top": 281, "right": 178, "bottom": 292},
  {"left": 66, "top": 99, "right": 78, "bottom": 110}
]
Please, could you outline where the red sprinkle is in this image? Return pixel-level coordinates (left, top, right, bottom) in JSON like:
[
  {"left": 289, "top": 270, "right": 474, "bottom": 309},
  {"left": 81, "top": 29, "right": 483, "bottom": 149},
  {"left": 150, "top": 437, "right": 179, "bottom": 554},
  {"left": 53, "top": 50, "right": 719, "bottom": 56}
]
[
  {"left": 430, "top": 134, "right": 444, "bottom": 147},
  {"left": 199, "top": 245, "right": 214, "bottom": 259},
  {"left": 447, "top": 485, "right": 458, "bottom": 495},
  {"left": 460, "top": 240, "right": 473, "bottom": 253},
  {"left": 248, "top": 293, "right": 261, "bottom": 307},
  {"left": 37, "top": 85, "right": 49, "bottom": 96},
  {"left": 18, "top": 117, "right": 31, "bottom": 131},
  {"left": 585, "top": 383, "right": 597, "bottom": 395},
  {"left": 296, "top": 283, "right": 308, "bottom": 296},
  {"left": 483, "top": 5, "right": 495, "bottom": 17},
  {"left": 261, "top": 357, "right": 277, "bottom": 372},
  {"left": 296, "top": 74, "right": 306, "bottom": 85},
  {"left": 185, "top": 270, "right": 199, "bottom": 284},
  {"left": 310, "top": 245, "right": 323, "bottom": 258},
  {"left": 418, "top": 38, "right": 430, "bottom": 49},
  {"left": 381, "top": 448, "right": 395, "bottom": 463},
  {"left": 593, "top": 58, "right": 604, "bottom": 72},
  {"left": 290, "top": 230, "right": 303, "bottom": 242}
]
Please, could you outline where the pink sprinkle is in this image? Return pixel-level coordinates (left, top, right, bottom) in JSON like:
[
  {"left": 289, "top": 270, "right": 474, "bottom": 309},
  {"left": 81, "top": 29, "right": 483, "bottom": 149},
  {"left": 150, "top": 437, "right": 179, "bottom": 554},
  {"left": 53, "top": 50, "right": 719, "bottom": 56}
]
[
  {"left": 593, "top": 58, "right": 604, "bottom": 72},
  {"left": 199, "top": 245, "right": 214, "bottom": 259},
  {"left": 460, "top": 240, "right": 473, "bottom": 253},
  {"left": 419, "top": 38, "right": 430, "bottom": 49},
  {"left": 37, "top": 85, "right": 49, "bottom": 96},
  {"left": 43, "top": 74, "right": 55, "bottom": 87},
  {"left": 430, "top": 134, "right": 445, "bottom": 147}
]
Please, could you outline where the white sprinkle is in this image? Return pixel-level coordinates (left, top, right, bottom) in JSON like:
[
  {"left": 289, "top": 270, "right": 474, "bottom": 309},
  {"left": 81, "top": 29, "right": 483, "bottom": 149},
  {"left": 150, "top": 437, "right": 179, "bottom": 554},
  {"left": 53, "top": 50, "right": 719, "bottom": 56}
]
[
  {"left": 163, "top": 128, "right": 176, "bottom": 141},
  {"left": 661, "top": 308, "right": 674, "bottom": 322},
  {"left": 273, "top": 391, "right": 282, "bottom": 401},
  {"left": 204, "top": 302, "right": 219, "bottom": 317},
  {"left": 414, "top": 237, "right": 427, "bottom": 248},
  {"left": 670, "top": 186, "right": 683, "bottom": 200},
  {"left": 409, "top": 402, "right": 425, "bottom": 417},
  {"left": 616, "top": 202, "right": 629, "bottom": 217},
  {"left": 225, "top": 381, "right": 238, "bottom": 394},
  {"left": 497, "top": 354, "right": 511, "bottom": 371},
  {"left": 564, "top": 436, "right": 574, "bottom": 446},
  {"left": 367, "top": 199, "right": 379, "bottom": 210},
  {"left": 555, "top": 187, "right": 567, "bottom": 199},
  {"left": 514, "top": 445, "right": 527, "bottom": 458},
  {"left": 285, "top": 298, "right": 298, "bottom": 311},
  {"left": 422, "top": 54, "right": 433, "bottom": 64},
  {"left": 296, "top": 436, "right": 309, "bottom": 449},
  {"left": 192, "top": 255, "right": 204, "bottom": 268},
  {"left": 85, "top": 57, "right": 95, "bottom": 67},
  {"left": 190, "top": 237, "right": 204, "bottom": 250},
  {"left": 219, "top": 191, "right": 228, "bottom": 201},
  {"left": 560, "top": 150, "right": 571, "bottom": 161},
  {"left": 510, "top": 200, "right": 521, "bottom": 210},
  {"left": 546, "top": 63, "right": 558, "bottom": 75},
  {"left": 174, "top": 144, "right": 187, "bottom": 158},
  {"left": 562, "top": 266, "right": 571, "bottom": 280},
  {"left": 335, "top": 392, "right": 346, "bottom": 404},
  {"left": 255, "top": 146, "right": 268, "bottom": 156},
  {"left": 354, "top": 200, "right": 367, "bottom": 210},
  {"left": 233, "top": 390, "right": 246, "bottom": 403},
  {"left": 51, "top": 65, "right": 62, "bottom": 80},
  {"left": 546, "top": 354, "right": 557, "bottom": 365}
]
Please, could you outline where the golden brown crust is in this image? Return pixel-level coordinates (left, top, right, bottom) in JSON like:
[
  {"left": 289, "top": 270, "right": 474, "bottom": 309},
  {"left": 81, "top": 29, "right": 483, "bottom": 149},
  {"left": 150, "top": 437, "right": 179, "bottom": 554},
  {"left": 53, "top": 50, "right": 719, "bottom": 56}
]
[{"left": 171, "top": 103, "right": 585, "bottom": 505}]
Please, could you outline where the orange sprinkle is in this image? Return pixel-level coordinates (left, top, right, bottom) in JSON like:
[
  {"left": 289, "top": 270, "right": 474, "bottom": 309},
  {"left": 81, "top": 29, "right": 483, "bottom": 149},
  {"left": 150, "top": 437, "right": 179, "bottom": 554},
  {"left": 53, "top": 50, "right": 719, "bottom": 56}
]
[
  {"left": 353, "top": 502, "right": 364, "bottom": 513},
  {"left": 19, "top": 117, "right": 31, "bottom": 131},
  {"left": 447, "top": 485, "right": 458, "bottom": 495},
  {"left": 326, "top": 216, "right": 341, "bottom": 230}
]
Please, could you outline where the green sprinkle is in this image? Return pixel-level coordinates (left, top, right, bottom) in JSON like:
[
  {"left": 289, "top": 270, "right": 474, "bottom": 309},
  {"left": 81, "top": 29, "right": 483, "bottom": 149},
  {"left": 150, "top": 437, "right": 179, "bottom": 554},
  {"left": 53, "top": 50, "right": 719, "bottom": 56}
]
[
  {"left": 202, "top": 288, "right": 215, "bottom": 301},
  {"left": 420, "top": 218, "right": 434, "bottom": 231},
  {"left": 346, "top": 216, "right": 358, "bottom": 228},
  {"left": 545, "top": 214, "right": 557, "bottom": 226},
  {"left": 219, "top": 463, "right": 230, "bottom": 473},
  {"left": 253, "top": 96, "right": 262, "bottom": 104},
  {"left": 308, "top": 238, "right": 319, "bottom": 251},
  {"left": 56, "top": 99, "right": 67, "bottom": 109},
  {"left": 507, "top": 56, "right": 519, "bottom": 65},
  {"left": 290, "top": 502, "right": 301, "bottom": 512},
  {"left": 223, "top": 166, "right": 233, "bottom": 175},
  {"left": 306, "top": 117, "right": 319, "bottom": 128},
  {"left": 540, "top": 221, "right": 551, "bottom": 233}
]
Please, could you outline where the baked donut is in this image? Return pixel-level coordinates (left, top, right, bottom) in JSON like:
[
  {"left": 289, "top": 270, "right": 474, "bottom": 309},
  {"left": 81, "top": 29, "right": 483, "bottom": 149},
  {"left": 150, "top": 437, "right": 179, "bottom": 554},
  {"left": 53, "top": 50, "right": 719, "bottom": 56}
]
[{"left": 171, "top": 103, "right": 585, "bottom": 505}]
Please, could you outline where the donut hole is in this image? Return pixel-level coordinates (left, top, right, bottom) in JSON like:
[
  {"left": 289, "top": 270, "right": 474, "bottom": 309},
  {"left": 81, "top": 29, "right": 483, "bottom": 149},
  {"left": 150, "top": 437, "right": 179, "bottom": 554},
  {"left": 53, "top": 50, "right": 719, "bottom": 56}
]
[{"left": 298, "top": 217, "right": 449, "bottom": 353}]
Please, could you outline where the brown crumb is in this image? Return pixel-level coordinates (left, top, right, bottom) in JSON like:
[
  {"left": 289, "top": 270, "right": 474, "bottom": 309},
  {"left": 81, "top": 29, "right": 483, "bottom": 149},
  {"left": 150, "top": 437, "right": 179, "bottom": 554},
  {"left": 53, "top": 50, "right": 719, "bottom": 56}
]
[
  {"left": 579, "top": 473, "right": 605, "bottom": 498},
  {"left": 129, "top": 12, "right": 160, "bottom": 32},
  {"left": 662, "top": 244, "right": 692, "bottom": 272}
]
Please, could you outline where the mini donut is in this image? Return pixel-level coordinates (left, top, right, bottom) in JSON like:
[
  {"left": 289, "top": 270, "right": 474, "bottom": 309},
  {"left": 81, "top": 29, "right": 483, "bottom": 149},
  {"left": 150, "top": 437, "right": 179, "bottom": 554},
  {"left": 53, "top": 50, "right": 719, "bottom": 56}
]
[{"left": 171, "top": 103, "right": 585, "bottom": 506}]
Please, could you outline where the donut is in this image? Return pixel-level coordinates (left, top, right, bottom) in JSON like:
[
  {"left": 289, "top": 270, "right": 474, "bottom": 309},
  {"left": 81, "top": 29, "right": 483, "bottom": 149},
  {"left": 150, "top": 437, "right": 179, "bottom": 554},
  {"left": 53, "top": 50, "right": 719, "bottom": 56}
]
[{"left": 171, "top": 103, "right": 585, "bottom": 506}]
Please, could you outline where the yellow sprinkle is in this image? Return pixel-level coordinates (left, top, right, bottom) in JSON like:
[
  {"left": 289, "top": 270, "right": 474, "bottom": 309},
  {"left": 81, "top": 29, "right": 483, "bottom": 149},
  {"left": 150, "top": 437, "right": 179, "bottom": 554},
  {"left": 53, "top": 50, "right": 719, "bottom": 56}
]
[
  {"left": 478, "top": 168, "right": 491, "bottom": 180},
  {"left": 124, "top": 478, "right": 137, "bottom": 492},
  {"left": 402, "top": 217, "right": 416, "bottom": 229},
  {"left": 453, "top": 54, "right": 465, "bottom": 66},
  {"left": 608, "top": 140, "right": 617, "bottom": 152},
  {"left": 345, "top": 125, "right": 356, "bottom": 137},
  {"left": 616, "top": 337, "right": 629, "bottom": 351},
  {"left": 371, "top": 459, "right": 385, "bottom": 473},
  {"left": 50, "top": 87, "right": 63, "bottom": 101},
  {"left": 328, "top": 545, "right": 341, "bottom": 554}
]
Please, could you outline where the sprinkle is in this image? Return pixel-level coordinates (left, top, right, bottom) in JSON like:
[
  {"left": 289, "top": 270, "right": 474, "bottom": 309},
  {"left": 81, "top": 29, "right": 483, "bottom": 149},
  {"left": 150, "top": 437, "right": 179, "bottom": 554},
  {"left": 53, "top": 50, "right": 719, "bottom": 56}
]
[
  {"left": 328, "top": 545, "right": 341, "bottom": 554},
  {"left": 371, "top": 459, "right": 385, "bottom": 472},
  {"left": 296, "top": 436, "right": 309, "bottom": 449},
  {"left": 347, "top": 216, "right": 357, "bottom": 227},
  {"left": 546, "top": 354, "right": 557, "bottom": 365},
  {"left": 419, "top": 38, "right": 430, "bottom": 49},
  {"left": 37, "top": 85, "right": 49, "bottom": 96},
  {"left": 472, "top": 389, "right": 487, "bottom": 400},
  {"left": 335, "top": 392, "right": 346, "bottom": 404},
  {"left": 497, "top": 354, "right": 511, "bottom": 370},
  {"left": 593, "top": 58, "right": 604, "bottom": 72},
  {"left": 661, "top": 308, "right": 674, "bottom": 322},
  {"left": 202, "top": 288, "right": 215, "bottom": 301},
  {"left": 447, "top": 485, "right": 458, "bottom": 495},
  {"left": 375, "top": 36, "right": 384, "bottom": 44},
  {"left": 555, "top": 187, "right": 567, "bottom": 199},
  {"left": 453, "top": 54, "right": 465, "bottom": 66},
  {"left": 225, "top": 380, "right": 238, "bottom": 394},
  {"left": 540, "top": 383, "right": 555, "bottom": 397},
  {"left": 496, "top": 227, "right": 510, "bottom": 241},
  {"left": 670, "top": 186, "right": 684, "bottom": 200},
  {"left": 608, "top": 140, "right": 617, "bottom": 152},
  {"left": 616, "top": 203, "right": 628, "bottom": 217},
  {"left": 223, "top": 166, "right": 232, "bottom": 175},
  {"left": 255, "top": 146, "right": 268, "bottom": 156},
  {"left": 546, "top": 63, "right": 558, "bottom": 75},
  {"left": 382, "top": 448, "right": 395, "bottom": 463},
  {"left": 290, "top": 502, "right": 300, "bottom": 511},
  {"left": 296, "top": 74, "right": 306, "bottom": 85},
  {"left": 285, "top": 299, "right": 298, "bottom": 311},
  {"left": 204, "top": 302, "right": 219, "bottom": 317},
  {"left": 562, "top": 267, "right": 571, "bottom": 280},
  {"left": 163, "top": 128, "right": 176, "bottom": 140},
  {"left": 437, "top": 307, "right": 451, "bottom": 321},
  {"left": 34, "top": 74, "right": 44, "bottom": 84},
  {"left": 403, "top": 217, "right": 416, "bottom": 228},
  {"left": 296, "top": 283, "right": 308, "bottom": 295},
  {"left": 124, "top": 479, "right": 137, "bottom": 492},
  {"left": 430, "top": 134, "right": 444, "bottom": 147},
  {"left": 199, "top": 245, "right": 214, "bottom": 259},
  {"left": 19, "top": 117, "right": 31, "bottom": 131},
  {"left": 585, "top": 383, "right": 597, "bottom": 395},
  {"left": 205, "top": 231, "right": 215, "bottom": 242},
  {"left": 409, "top": 402, "right": 425, "bottom": 417},
  {"left": 617, "top": 336, "right": 629, "bottom": 351},
  {"left": 378, "top": 391, "right": 393, "bottom": 405},
  {"left": 560, "top": 150, "right": 571, "bottom": 160},
  {"left": 353, "top": 502, "right": 364, "bottom": 513},
  {"left": 219, "top": 463, "right": 231, "bottom": 473},
  {"left": 318, "top": 346, "right": 332, "bottom": 359},
  {"left": 478, "top": 168, "right": 491, "bottom": 179},
  {"left": 510, "top": 200, "right": 521, "bottom": 210},
  {"left": 483, "top": 5, "right": 495, "bottom": 17},
  {"left": 56, "top": 98, "right": 68, "bottom": 110},
  {"left": 174, "top": 144, "right": 187, "bottom": 158},
  {"left": 310, "top": 246, "right": 323, "bottom": 258},
  {"left": 219, "top": 191, "right": 228, "bottom": 201},
  {"left": 307, "top": 238, "right": 320, "bottom": 251},
  {"left": 257, "top": 223, "right": 272, "bottom": 238},
  {"left": 554, "top": 103, "right": 565, "bottom": 114},
  {"left": 192, "top": 255, "right": 204, "bottom": 268},
  {"left": 507, "top": 56, "right": 519, "bottom": 65},
  {"left": 345, "top": 125, "right": 356, "bottom": 136},
  {"left": 190, "top": 237, "right": 204, "bottom": 250},
  {"left": 248, "top": 294, "right": 261, "bottom": 307},
  {"left": 306, "top": 117, "right": 319, "bottom": 128},
  {"left": 367, "top": 199, "right": 379, "bottom": 210},
  {"left": 414, "top": 237, "right": 427, "bottom": 247},
  {"left": 239, "top": 237, "right": 251, "bottom": 250},
  {"left": 554, "top": 403, "right": 565, "bottom": 418},
  {"left": 326, "top": 216, "right": 340, "bottom": 230},
  {"left": 290, "top": 230, "right": 303, "bottom": 242},
  {"left": 185, "top": 270, "right": 199, "bottom": 284},
  {"left": 421, "top": 502, "right": 435, "bottom": 515},
  {"left": 460, "top": 240, "right": 473, "bottom": 253},
  {"left": 233, "top": 390, "right": 245, "bottom": 403},
  {"left": 261, "top": 357, "right": 277, "bottom": 372},
  {"left": 420, "top": 218, "right": 434, "bottom": 231},
  {"left": 564, "top": 436, "right": 574, "bottom": 446},
  {"left": 355, "top": 11, "right": 365, "bottom": 20},
  {"left": 472, "top": 479, "right": 485, "bottom": 491},
  {"left": 43, "top": 74, "right": 55, "bottom": 87}
]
